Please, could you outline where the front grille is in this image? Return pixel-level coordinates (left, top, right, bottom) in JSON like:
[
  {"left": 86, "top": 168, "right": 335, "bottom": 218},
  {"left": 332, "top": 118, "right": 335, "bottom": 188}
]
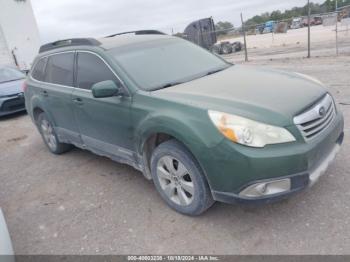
[
  {"left": 294, "top": 94, "right": 336, "bottom": 141},
  {"left": 1, "top": 97, "right": 25, "bottom": 112}
]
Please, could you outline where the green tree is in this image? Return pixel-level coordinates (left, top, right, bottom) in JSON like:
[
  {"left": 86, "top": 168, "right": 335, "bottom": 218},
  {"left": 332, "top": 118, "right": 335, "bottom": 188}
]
[
  {"left": 322, "top": 0, "right": 336, "bottom": 11},
  {"left": 244, "top": 0, "right": 350, "bottom": 26},
  {"left": 270, "top": 10, "right": 283, "bottom": 21},
  {"left": 215, "top": 21, "right": 234, "bottom": 35}
]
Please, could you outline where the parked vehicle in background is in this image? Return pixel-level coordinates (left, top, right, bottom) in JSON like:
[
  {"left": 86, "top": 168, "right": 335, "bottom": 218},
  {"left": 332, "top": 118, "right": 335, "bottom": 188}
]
[
  {"left": 302, "top": 17, "right": 310, "bottom": 27},
  {"left": 313, "top": 16, "right": 323, "bottom": 25},
  {"left": 183, "top": 17, "right": 242, "bottom": 55},
  {"left": 211, "top": 41, "right": 242, "bottom": 55},
  {"left": 0, "top": 208, "right": 14, "bottom": 257},
  {"left": 256, "top": 21, "right": 276, "bottom": 34},
  {"left": 291, "top": 18, "right": 303, "bottom": 29},
  {"left": 263, "top": 21, "right": 276, "bottom": 33},
  {"left": 25, "top": 33, "right": 344, "bottom": 215},
  {"left": 301, "top": 16, "right": 323, "bottom": 27},
  {"left": 0, "top": 66, "right": 26, "bottom": 116},
  {"left": 255, "top": 24, "right": 265, "bottom": 34},
  {"left": 184, "top": 17, "right": 217, "bottom": 50}
]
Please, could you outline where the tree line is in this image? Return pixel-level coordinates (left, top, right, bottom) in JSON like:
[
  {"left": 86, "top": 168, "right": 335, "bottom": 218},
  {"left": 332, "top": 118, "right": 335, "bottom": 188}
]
[{"left": 245, "top": 0, "right": 350, "bottom": 26}]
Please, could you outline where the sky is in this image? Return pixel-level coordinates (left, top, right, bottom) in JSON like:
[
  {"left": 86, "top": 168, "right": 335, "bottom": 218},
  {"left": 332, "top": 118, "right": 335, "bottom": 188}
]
[{"left": 31, "top": 0, "right": 325, "bottom": 43}]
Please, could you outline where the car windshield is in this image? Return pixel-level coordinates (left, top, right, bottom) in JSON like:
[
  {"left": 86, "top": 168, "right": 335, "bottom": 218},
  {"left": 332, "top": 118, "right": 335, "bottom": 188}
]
[
  {"left": 0, "top": 67, "right": 25, "bottom": 84},
  {"left": 109, "top": 38, "right": 230, "bottom": 91}
]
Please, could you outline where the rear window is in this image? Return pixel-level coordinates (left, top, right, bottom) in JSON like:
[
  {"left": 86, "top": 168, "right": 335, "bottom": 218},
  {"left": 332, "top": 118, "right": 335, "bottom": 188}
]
[
  {"left": 44, "top": 53, "right": 75, "bottom": 86},
  {"left": 31, "top": 57, "right": 47, "bottom": 81}
]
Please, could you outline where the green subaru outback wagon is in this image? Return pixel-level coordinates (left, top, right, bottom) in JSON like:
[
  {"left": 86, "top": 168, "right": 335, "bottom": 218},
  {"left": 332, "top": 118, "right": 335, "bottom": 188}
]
[{"left": 24, "top": 31, "right": 344, "bottom": 215}]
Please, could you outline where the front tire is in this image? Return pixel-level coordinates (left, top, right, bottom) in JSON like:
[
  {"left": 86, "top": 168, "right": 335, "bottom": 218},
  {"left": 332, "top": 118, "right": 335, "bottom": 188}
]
[
  {"left": 151, "top": 140, "right": 214, "bottom": 216},
  {"left": 37, "top": 112, "right": 72, "bottom": 154}
]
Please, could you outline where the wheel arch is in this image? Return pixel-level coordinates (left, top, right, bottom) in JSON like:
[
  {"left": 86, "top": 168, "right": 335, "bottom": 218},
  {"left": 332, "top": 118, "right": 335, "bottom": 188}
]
[
  {"left": 32, "top": 105, "right": 57, "bottom": 127},
  {"left": 30, "top": 96, "right": 56, "bottom": 127},
  {"left": 33, "top": 107, "right": 44, "bottom": 123},
  {"left": 137, "top": 123, "right": 214, "bottom": 191}
]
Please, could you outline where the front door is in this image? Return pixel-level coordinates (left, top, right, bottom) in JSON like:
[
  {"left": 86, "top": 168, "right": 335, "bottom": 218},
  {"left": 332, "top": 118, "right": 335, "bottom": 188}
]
[{"left": 71, "top": 51, "right": 134, "bottom": 162}]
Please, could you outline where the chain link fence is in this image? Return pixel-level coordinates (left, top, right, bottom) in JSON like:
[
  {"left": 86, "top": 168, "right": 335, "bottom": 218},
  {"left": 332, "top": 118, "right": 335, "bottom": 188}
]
[{"left": 171, "top": 6, "right": 350, "bottom": 62}]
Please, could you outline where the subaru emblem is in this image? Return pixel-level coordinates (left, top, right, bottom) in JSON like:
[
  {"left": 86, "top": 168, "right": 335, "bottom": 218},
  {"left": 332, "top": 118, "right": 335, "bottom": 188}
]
[{"left": 319, "top": 106, "right": 326, "bottom": 117}]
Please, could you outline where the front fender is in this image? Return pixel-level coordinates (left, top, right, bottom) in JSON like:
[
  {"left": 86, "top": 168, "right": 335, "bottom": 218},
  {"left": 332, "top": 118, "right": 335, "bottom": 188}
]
[
  {"left": 134, "top": 111, "right": 224, "bottom": 187},
  {"left": 135, "top": 110, "right": 224, "bottom": 164}
]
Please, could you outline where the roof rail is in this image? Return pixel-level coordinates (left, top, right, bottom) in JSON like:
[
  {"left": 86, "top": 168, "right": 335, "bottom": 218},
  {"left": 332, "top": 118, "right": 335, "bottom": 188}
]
[
  {"left": 106, "top": 30, "right": 166, "bottom": 38},
  {"left": 39, "top": 38, "right": 101, "bottom": 53}
]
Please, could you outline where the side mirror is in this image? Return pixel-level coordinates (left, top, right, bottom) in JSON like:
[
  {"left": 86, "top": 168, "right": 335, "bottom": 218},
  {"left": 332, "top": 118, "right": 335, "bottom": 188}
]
[{"left": 91, "top": 80, "right": 123, "bottom": 98}]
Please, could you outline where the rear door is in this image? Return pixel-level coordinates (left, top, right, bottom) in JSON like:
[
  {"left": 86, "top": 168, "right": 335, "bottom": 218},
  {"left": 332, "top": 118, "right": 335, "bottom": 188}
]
[
  {"left": 71, "top": 51, "right": 134, "bottom": 161},
  {"left": 41, "top": 52, "right": 81, "bottom": 145}
]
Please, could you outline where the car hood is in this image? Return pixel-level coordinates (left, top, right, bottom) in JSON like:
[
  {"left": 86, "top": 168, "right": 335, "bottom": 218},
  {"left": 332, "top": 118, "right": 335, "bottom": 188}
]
[
  {"left": 152, "top": 65, "right": 327, "bottom": 126},
  {"left": 0, "top": 79, "right": 24, "bottom": 97}
]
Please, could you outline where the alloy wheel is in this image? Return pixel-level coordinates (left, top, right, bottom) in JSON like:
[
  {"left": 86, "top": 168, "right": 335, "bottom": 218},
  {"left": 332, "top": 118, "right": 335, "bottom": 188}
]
[
  {"left": 156, "top": 155, "right": 195, "bottom": 206},
  {"left": 41, "top": 119, "right": 57, "bottom": 151}
]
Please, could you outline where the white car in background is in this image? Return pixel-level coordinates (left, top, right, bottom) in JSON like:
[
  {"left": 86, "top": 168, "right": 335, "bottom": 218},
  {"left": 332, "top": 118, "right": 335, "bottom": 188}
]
[
  {"left": 291, "top": 18, "right": 303, "bottom": 29},
  {"left": 0, "top": 208, "right": 14, "bottom": 258}
]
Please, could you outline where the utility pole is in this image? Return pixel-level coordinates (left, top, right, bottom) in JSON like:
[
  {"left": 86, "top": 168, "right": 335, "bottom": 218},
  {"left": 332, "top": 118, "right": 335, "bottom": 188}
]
[
  {"left": 335, "top": 0, "right": 339, "bottom": 55},
  {"left": 307, "top": 0, "right": 311, "bottom": 58},
  {"left": 241, "top": 12, "right": 248, "bottom": 62}
]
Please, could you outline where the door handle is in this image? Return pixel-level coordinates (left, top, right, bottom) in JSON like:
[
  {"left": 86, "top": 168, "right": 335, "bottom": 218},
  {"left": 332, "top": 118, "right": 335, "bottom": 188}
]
[
  {"left": 40, "top": 90, "right": 48, "bottom": 97},
  {"left": 72, "top": 97, "right": 83, "bottom": 105}
]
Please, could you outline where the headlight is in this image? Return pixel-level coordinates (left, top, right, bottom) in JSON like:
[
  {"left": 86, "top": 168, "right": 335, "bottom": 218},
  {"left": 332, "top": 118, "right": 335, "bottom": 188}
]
[{"left": 208, "top": 110, "right": 296, "bottom": 148}]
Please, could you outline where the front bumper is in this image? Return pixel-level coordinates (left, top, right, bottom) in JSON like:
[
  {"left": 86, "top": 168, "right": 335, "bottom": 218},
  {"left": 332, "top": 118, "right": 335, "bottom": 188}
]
[
  {"left": 0, "top": 95, "right": 26, "bottom": 116},
  {"left": 212, "top": 132, "right": 343, "bottom": 204},
  {"left": 198, "top": 112, "right": 344, "bottom": 204}
]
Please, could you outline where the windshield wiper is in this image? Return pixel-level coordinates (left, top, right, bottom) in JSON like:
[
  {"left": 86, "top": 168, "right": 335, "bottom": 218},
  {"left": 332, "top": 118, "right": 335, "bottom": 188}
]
[
  {"left": 150, "top": 66, "right": 231, "bottom": 91},
  {"left": 151, "top": 81, "right": 183, "bottom": 91},
  {"left": 206, "top": 67, "right": 226, "bottom": 76}
]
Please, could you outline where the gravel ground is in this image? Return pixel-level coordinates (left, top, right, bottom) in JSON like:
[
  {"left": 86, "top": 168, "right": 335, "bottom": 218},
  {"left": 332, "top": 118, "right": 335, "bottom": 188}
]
[{"left": 0, "top": 55, "right": 349, "bottom": 255}]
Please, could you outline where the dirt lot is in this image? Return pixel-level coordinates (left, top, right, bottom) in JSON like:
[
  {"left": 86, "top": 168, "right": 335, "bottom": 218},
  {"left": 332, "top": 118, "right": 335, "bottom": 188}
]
[{"left": 1, "top": 54, "right": 350, "bottom": 255}]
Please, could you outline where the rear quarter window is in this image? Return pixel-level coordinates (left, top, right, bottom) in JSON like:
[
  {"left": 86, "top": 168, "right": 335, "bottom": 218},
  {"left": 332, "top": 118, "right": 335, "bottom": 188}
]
[
  {"left": 31, "top": 57, "right": 47, "bottom": 81},
  {"left": 44, "top": 53, "right": 75, "bottom": 86}
]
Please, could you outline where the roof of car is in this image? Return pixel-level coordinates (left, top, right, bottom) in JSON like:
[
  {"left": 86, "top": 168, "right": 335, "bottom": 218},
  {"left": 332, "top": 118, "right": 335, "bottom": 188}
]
[
  {"left": 38, "top": 32, "right": 177, "bottom": 54},
  {"left": 99, "top": 34, "right": 175, "bottom": 50}
]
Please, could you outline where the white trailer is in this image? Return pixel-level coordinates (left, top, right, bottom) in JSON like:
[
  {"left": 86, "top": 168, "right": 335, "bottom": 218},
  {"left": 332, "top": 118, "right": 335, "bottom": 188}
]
[{"left": 0, "top": 0, "right": 40, "bottom": 71}]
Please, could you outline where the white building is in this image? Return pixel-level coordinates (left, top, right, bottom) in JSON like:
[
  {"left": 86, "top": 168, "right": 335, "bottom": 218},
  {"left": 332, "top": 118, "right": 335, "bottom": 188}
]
[{"left": 0, "top": 0, "right": 41, "bottom": 71}]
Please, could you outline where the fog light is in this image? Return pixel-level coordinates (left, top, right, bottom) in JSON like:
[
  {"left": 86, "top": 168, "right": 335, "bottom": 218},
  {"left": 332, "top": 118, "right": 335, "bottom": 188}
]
[{"left": 239, "top": 178, "right": 291, "bottom": 198}]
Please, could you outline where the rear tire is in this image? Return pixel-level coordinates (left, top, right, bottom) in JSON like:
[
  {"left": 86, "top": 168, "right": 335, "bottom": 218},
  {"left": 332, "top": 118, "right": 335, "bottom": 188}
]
[
  {"left": 150, "top": 140, "right": 214, "bottom": 216},
  {"left": 37, "top": 112, "right": 72, "bottom": 154}
]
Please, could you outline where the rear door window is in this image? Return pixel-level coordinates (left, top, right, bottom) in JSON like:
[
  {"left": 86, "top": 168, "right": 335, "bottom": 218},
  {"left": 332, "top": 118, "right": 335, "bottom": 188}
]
[
  {"left": 31, "top": 57, "right": 47, "bottom": 81},
  {"left": 76, "top": 52, "right": 120, "bottom": 90},
  {"left": 45, "top": 53, "right": 75, "bottom": 86}
]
